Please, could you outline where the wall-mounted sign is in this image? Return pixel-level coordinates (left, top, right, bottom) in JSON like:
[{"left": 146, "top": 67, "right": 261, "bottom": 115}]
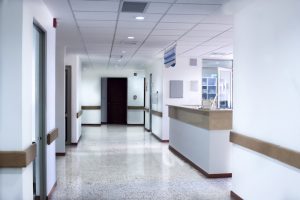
[
  {"left": 164, "top": 45, "right": 176, "bottom": 68},
  {"left": 170, "top": 80, "right": 183, "bottom": 98}
]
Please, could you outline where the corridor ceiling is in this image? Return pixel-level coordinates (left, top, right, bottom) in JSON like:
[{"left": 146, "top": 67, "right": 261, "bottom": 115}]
[{"left": 44, "top": 0, "right": 233, "bottom": 68}]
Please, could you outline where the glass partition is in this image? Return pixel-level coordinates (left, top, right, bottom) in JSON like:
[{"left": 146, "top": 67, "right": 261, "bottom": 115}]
[{"left": 202, "top": 59, "right": 233, "bottom": 109}]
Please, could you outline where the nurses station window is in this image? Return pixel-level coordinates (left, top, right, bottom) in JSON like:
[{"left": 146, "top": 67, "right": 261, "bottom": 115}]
[{"left": 202, "top": 59, "right": 233, "bottom": 109}]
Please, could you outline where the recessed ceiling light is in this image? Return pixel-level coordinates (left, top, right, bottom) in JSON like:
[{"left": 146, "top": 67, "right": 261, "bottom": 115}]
[
  {"left": 122, "top": 50, "right": 126, "bottom": 54},
  {"left": 135, "top": 16, "right": 145, "bottom": 20},
  {"left": 128, "top": 36, "right": 135, "bottom": 39}
]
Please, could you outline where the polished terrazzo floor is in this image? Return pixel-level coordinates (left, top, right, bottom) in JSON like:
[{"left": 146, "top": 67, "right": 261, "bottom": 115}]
[{"left": 52, "top": 125, "right": 232, "bottom": 200}]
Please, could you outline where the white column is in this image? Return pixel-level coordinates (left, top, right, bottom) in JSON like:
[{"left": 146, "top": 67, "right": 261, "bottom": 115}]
[
  {"left": 231, "top": 0, "right": 300, "bottom": 199},
  {"left": 0, "top": 0, "right": 33, "bottom": 199}
]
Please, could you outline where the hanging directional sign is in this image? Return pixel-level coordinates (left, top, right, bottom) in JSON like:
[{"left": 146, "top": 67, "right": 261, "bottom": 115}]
[{"left": 164, "top": 45, "right": 176, "bottom": 68}]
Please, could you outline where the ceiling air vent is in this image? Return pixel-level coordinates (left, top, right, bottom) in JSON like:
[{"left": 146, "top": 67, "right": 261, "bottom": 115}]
[
  {"left": 119, "top": 41, "right": 138, "bottom": 45},
  {"left": 121, "top": 1, "right": 148, "bottom": 13}
]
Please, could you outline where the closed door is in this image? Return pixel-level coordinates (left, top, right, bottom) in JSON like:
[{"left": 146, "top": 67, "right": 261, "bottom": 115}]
[
  {"left": 107, "top": 78, "right": 127, "bottom": 124},
  {"left": 33, "top": 23, "right": 47, "bottom": 200}
]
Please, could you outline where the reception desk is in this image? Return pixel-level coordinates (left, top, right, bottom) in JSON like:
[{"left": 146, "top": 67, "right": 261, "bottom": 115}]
[{"left": 168, "top": 105, "right": 232, "bottom": 178}]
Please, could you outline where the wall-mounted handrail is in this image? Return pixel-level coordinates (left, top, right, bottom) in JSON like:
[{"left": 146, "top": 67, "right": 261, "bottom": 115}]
[
  {"left": 230, "top": 131, "right": 300, "bottom": 169},
  {"left": 81, "top": 106, "right": 101, "bottom": 110},
  {"left": 151, "top": 110, "right": 163, "bottom": 117},
  {"left": 76, "top": 110, "right": 83, "bottom": 118},
  {"left": 0, "top": 143, "right": 37, "bottom": 168},
  {"left": 47, "top": 128, "right": 58, "bottom": 145},
  {"left": 127, "top": 106, "right": 144, "bottom": 110}
]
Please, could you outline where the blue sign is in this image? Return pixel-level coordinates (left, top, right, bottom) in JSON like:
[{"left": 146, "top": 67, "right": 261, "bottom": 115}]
[{"left": 164, "top": 45, "right": 176, "bottom": 68}]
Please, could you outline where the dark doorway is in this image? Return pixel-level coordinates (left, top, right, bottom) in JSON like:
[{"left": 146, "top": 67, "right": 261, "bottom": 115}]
[
  {"left": 65, "top": 65, "right": 72, "bottom": 145},
  {"left": 107, "top": 78, "right": 127, "bottom": 124}
]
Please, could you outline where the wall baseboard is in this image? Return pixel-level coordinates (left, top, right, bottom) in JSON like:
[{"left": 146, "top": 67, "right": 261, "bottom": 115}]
[
  {"left": 35, "top": 181, "right": 57, "bottom": 200},
  {"left": 151, "top": 132, "right": 169, "bottom": 143},
  {"left": 71, "top": 135, "right": 82, "bottom": 146},
  {"left": 82, "top": 124, "right": 101, "bottom": 127},
  {"left": 144, "top": 128, "right": 150, "bottom": 132},
  {"left": 230, "top": 191, "right": 243, "bottom": 200},
  {"left": 56, "top": 152, "right": 66, "bottom": 156},
  {"left": 169, "top": 145, "right": 232, "bottom": 178},
  {"left": 127, "top": 124, "right": 144, "bottom": 126}
]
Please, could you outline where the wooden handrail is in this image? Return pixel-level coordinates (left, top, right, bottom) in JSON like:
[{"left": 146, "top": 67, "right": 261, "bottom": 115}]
[
  {"left": 0, "top": 143, "right": 37, "bottom": 168},
  {"left": 127, "top": 106, "right": 144, "bottom": 110},
  {"left": 47, "top": 128, "right": 58, "bottom": 145},
  {"left": 76, "top": 110, "right": 83, "bottom": 118},
  {"left": 81, "top": 106, "right": 101, "bottom": 110},
  {"left": 230, "top": 131, "right": 300, "bottom": 169},
  {"left": 151, "top": 110, "right": 163, "bottom": 117}
]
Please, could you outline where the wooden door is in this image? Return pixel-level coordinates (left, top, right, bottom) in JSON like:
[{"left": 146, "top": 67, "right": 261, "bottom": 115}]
[{"left": 107, "top": 78, "right": 127, "bottom": 124}]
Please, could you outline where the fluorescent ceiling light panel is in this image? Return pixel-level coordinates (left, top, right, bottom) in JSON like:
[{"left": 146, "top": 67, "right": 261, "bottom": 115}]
[{"left": 135, "top": 16, "right": 145, "bottom": 20}]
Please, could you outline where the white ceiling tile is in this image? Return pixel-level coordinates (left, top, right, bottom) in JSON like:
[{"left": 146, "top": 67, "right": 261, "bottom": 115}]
[
  {"left": 143, "top": 40, "right": 172, "bottom": 48},
  {"left": 156, "top": 22, "right": 195, "bottom": 30},
  {"left": 151, "top": 29, "right": 186, "bottom": 36},
  {"left": 118, "top": 21, "right": 156, "bottom": 30},
  {"left": 116, "top": 28, "right": 150, "bottom": 36},
  {"left": 114, "top": 39, "right": 142, "bottom": 47},
  {"left": 162, "top": 14, "right": 206, "bottom": 23},
  {"left": 80, "top": 27, "right": 115, "bottom": 34},
  {"left": 86, "top": 44, "right": 111, "bottom": 49},
  {"left": 202, "top": 14, "right": 233, "bottom": 24},
  {"left": 83, "top": 35, "right": 113, "bottom": 43},
  {"left": 74, "top": 12, "right": 117, "bottom": 20},
  {"left": 70, "top": 1, "right": 119, "bottom": 12},
  {"left": 181, "top": 45, "right": 219, "bottom": 57},
  {"left": 148, "top": 35, "right": 179, "bottom": 41},
  {"left": 126, "top": 0, "right": 175, "bottom": 2},
  {"left": 119, "top": 13, "right": 162, "bottom": 22},
  {"left": 193, "top": 23, "right": 232, "bottom": 31},
  {"left": 185, "top": 30, "right": 222, "bottom": 37},
  {"left": 168, "top": 4, "right": 220, "bottom": 15},
  {"left": 176, "top": 0, "right": 227, "bottom": 4},
  {"left": 112, "top": 48, "right": 136, "bottom": 55},
  {"left": 203, "top": 39, "right": 232, "bottom": 46},
  {"left": 146, "top": 3, "right": 170, "bottom": 14},
  {"left": 179, "top": 36, "right": 208, "bottom": 43},
  {"left": 177, "top": 41, "right": 200, "bottom": 46},
  {"left": 77, "top": 20, "right": 116, "bottom": 28}
]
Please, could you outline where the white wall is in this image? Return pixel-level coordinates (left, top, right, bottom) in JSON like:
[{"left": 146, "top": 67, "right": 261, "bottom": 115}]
[
  {"left": 0, "top": 1, "right": 29, "bottom": 199},
  {"left": 231, "top": 0, "right": 300, "bottom": 199},
  {"left": 0, "top": 0, "right": 56, "bottom": 198},
  {"left": 65, "top": 54, "right": 81, "bottom": 143},
  {"left": 81, "top": 67, "right": 145, "bottom": 125},
  {"left": 145, "top": 57, "right": 203, "bottom": 141},
  {"left": 162, "top": 57, "right": 202, "bottom": 141},
  {"left": 127, "top": 76, "right": 144, "bottom": 124},
  {"left": 81, "top": 72, "right": 101, "bottom": 124},
  {"left": 55, "top": 40, "right": 66, "bottom": 153},
  {"left": 145, "top": 60, "right": 164, "bottom": 138}
]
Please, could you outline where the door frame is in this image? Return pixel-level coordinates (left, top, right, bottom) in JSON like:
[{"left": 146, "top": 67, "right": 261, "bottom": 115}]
[
  {"left": 149, "top": 74, "right": 153, "bottom": 132},
  {"left": 65, "top": 65, "right": 72, "bottom": 145},
  {"left": 33, "top": 22, "right": 47, "bottom": 200},
  {"left": 143, "top": 77, "right": 146, "bottom": 125}
]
